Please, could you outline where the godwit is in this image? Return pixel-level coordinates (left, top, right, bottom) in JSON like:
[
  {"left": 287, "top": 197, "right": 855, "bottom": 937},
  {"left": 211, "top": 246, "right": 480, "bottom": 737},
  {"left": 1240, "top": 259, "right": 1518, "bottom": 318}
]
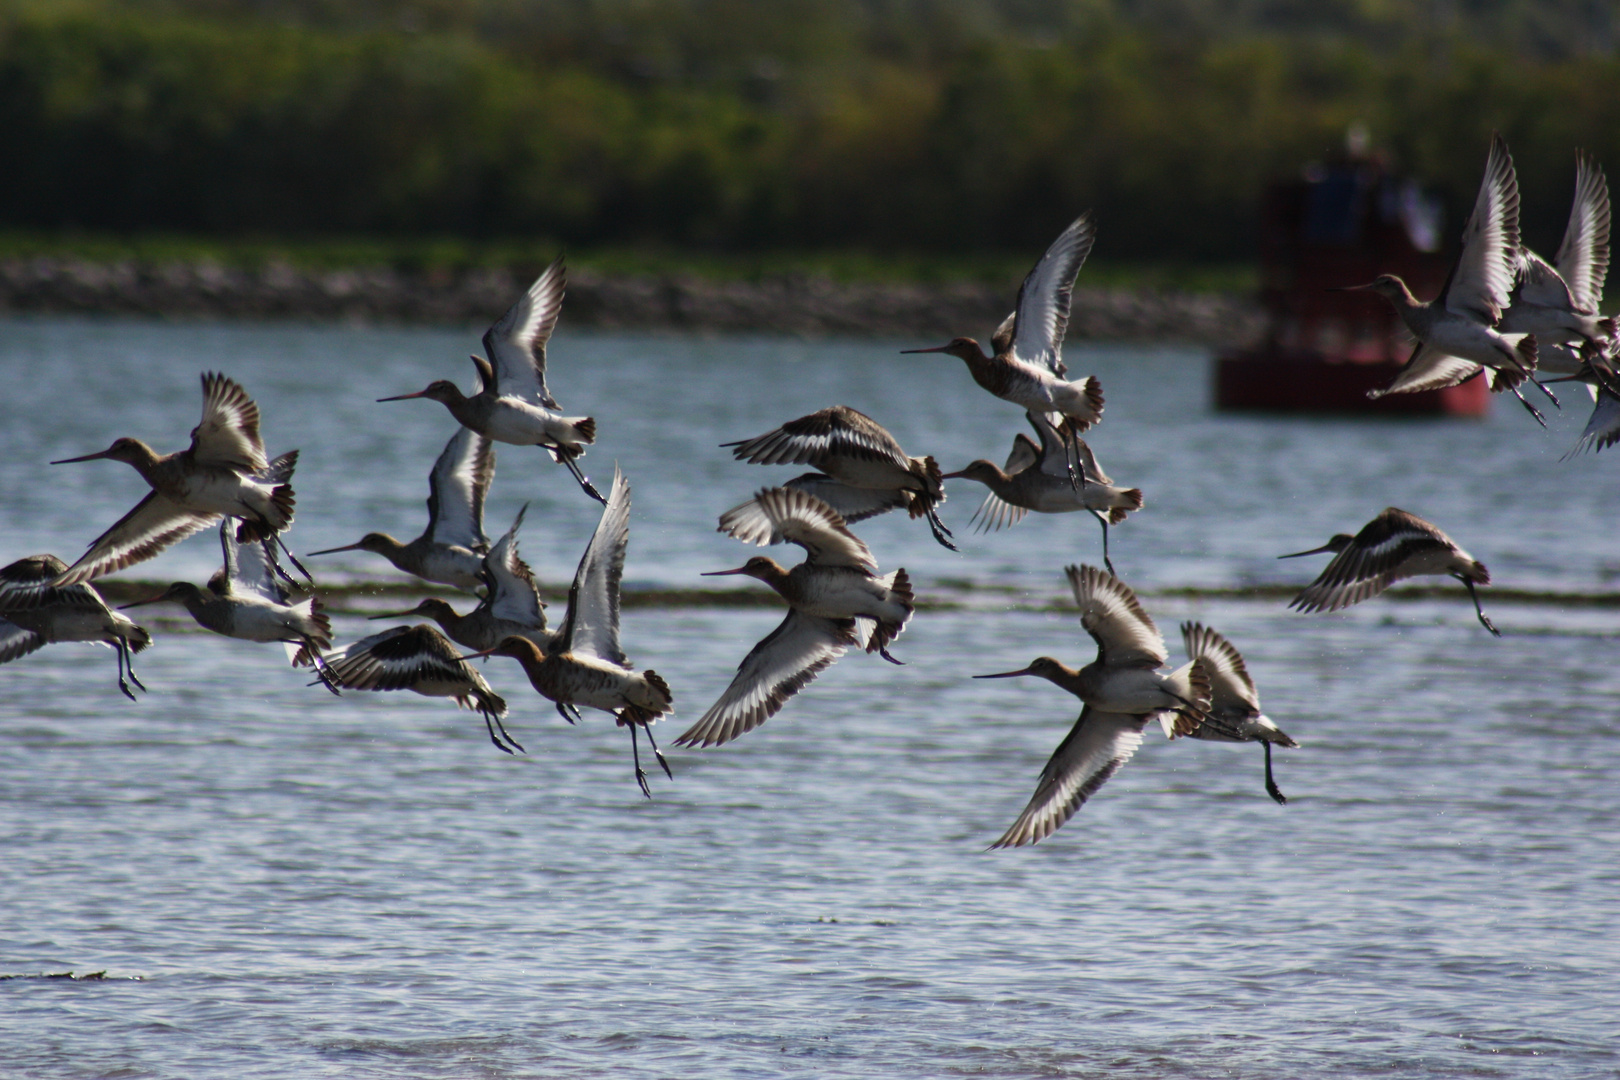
[
  {"left": 378, "top": 256, "right": 602, "bottom": 503},
  {"left": 941, "top": 410, "right": 1142, "bottom": 574},
  {"left": 0, "top": 554, "right": 152, "bottom": 700},
  {"left": 323, "top": 623, "right": 521, "bottom": 754},
  {"left": 307, "top": 426, "right": 494, "bottom": 591},
  {"left": 1179, "top": 622, "right": 1297, "bottom": 805},
  {"left": 1498, "top": 151, "right": 1612, "bottom": 348},
  {"left": 1280, "top": 507, "right": 1499, "bottom": 636},
  {"left": 459, "top": 471, "right": 674, "bottom": 796},
  {"left": 51, "top": 372, "right": 303, "bottom": 585},
  {"left": 121, "top": 522, "right": 335, "bottom": 682},
  {"left": 1357, "top": 135, "right": 1551, "bottom": 421},
  {"left": 902, "top": 214, "right": 1103, "bottom": 484},
  {"left": 974, "top": 564, "right": 1211, "bottom": 848},
  {"left": 366, "top": 504, "right": 551, "bottom": 653},
  {"left": 677, "top": 487, "right": 912, "bottom": 749},
  {"left": 720, "top": 405, "right": 954, "bottom": 549}
]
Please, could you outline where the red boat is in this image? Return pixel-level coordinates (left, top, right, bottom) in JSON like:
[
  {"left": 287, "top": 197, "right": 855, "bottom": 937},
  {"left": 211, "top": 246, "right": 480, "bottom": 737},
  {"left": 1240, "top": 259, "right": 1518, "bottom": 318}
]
[{"left": 1216, "top": 146, "right": 1490, "bottom": 416}]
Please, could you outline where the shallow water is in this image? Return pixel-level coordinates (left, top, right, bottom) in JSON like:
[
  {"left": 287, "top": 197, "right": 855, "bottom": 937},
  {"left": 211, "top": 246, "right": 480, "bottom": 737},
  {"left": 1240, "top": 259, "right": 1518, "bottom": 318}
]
[{"left": 1, "top": 315, "right": 1618, "bottom": 1078}]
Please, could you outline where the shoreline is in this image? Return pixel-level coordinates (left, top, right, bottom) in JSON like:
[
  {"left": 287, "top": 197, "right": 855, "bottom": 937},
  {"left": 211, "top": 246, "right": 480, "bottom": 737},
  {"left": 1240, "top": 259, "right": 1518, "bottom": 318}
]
[{"left": 0, "top": 256, "right": 1263, "bottom": 344}]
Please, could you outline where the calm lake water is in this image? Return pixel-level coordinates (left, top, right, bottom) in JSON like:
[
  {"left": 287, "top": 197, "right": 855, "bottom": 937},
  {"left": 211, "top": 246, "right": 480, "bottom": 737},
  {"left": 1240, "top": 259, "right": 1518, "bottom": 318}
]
[{"left": 1, "top": 314, "right": 1618, "bottom": 1078}]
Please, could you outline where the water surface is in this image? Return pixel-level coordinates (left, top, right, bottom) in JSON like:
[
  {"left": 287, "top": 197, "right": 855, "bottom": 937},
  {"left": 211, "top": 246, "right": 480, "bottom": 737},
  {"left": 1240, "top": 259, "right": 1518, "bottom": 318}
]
[{"left": 1, "top": 315, "right": 1617, "bottom": 1078}]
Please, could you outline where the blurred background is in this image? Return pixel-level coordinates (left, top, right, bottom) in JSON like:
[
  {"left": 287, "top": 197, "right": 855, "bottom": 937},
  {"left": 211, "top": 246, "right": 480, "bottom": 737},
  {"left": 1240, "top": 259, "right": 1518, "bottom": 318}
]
[{"left": 1, "top": 0, "right": 1617, "bottom": 284}]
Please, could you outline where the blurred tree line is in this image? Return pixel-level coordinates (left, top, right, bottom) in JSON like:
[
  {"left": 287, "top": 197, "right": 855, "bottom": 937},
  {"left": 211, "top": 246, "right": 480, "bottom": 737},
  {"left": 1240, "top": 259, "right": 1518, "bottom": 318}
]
[{"left": 1, "top": 0, "right": 1617, "bottom": 263}]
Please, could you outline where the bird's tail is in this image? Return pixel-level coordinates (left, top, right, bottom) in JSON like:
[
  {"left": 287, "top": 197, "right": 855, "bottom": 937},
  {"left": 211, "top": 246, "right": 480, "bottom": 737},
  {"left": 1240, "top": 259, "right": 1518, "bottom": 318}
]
[
  {"left": 1108, "top": 488, "right": 1144, "bottom": 523},
  {"left": 908, "top": 456, "right": 945, "bottom": 517},
  {"left": 866, "top": 568, "right": 913, "bottom": 655}
]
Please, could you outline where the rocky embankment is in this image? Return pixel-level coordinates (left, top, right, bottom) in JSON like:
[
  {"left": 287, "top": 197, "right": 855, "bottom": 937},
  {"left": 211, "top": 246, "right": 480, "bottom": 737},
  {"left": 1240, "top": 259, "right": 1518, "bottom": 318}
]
[{"left": 0, "top": 257, "right": 1263, "bottom": 344}]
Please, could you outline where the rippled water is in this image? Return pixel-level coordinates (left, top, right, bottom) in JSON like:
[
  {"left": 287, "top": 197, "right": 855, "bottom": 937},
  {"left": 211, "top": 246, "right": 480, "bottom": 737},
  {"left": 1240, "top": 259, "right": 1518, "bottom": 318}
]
[{"left": 2, "top": 314, "right": 1619, "bottom": 1078}]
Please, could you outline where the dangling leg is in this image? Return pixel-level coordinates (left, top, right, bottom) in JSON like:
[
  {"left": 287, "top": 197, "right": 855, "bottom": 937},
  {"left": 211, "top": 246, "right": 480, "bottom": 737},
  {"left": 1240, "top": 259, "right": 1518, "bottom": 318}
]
[
  {"left": 112, "top": 639, "right": 138, "bottom": 702},
  {"left": 271, "top": 534, "right": 315, "bottom": 584},
  {"left": 555, "top": 700, "right": 578, "bottom": 725},
  {"left": 629, "top": 724, "right": 652, "bottom": 798},
  {"left": 303, "top": 643, "right": 342, "bottom": 696},
  {"left": 492, "top": 709, "right": 525, "bottom": 753},
  {"left": 1097, "top": 513, "right": 1115, "bottom": 576},
  {"left": 641, "top": 722, "right": 674, "bottom": 781},
  {"left": 878, "top": 646, "right": 904, "bottom": 666},
  {"left": 558, "top": 451, "right": 607, "bottom": 505},
  {"left": 1064, "top": 423, "right": 1085, "bottom": 494},
  {"left": 1263, "top": 741, "right": 1288, "bottom": 805},
  {"left": 1461, "top": 576, "right": 1501, "bottom": 637},
  {"left": 1507, "top": 384, "right": 1548, "bottom": 427},
  {"left": 121, "top": 637, "right": 147, "bottom": 693},
  {"left": 924, "top": 506, "right": 958, "bottom": 551},
  {"left": 482, "top": 711, "right": 516, "bottom": 755}
]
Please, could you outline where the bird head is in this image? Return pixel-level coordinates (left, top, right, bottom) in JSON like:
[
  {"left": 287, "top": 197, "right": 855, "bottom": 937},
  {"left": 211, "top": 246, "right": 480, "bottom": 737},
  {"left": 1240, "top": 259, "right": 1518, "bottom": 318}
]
[
  {"left": 901, "top": 337, "right": 984, "bottom": 362},
  {"left": 701, "top": 555, "right": 785, "bottom": 582},
  {"left": 377, "top": 380, "right": 462, "bottom": 405}
]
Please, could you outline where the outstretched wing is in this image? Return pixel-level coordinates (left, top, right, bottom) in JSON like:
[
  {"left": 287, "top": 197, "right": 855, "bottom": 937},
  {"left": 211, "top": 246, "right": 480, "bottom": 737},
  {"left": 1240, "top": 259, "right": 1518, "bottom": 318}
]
[
  {"left": 1065, "top": 563, "right": 1166, "bottom": 668},
  {"left": 483, "top": 504, "right": 546, "bottom": 630},
  {"left": 718, "top": 487, "right": 875, "bottom": 571},
  {"left": 1180, "top": 621, "right": 1259, "bottom": 714},
  {"left": 723, "top": 406, "right": 910, "bottom": 470},
  {"left": 0, "top": 617, "right": 46, "bottom": 664},
  {"left": 482, "top": 256, "right": 565, "bottom": 408},
  {"left": 425, "top": 426, "right": 495, "bottom": 552},
  {"left": 1367, "top": 344, "right": 1483, "bottom": 398},
  {"left": 675, "top": 612, "right": 855, "bottom": 748},
  {"left": 1443, "top": 134, "right": 1520, "bottom": 322},
  {"left": 55, "top": 493, "right": 218, "bottom": 586},
  {"left": 1010, "top": 214, "right": 1095, "bottom": 376},
  {"left": 189, "top": 372, "right": 268, "bottom": 471},
  {"left": 219, "top": 521, "right": 288, "bottom": 604},
  {"left": 1555, "top": 151, "right": 1611, "bottom": 313},
  {"left": 990, "top": 707, "right": 1148, "bottom": 848},
  {"left": 558, "top": 468, "right": 629, "bottom": 664}
]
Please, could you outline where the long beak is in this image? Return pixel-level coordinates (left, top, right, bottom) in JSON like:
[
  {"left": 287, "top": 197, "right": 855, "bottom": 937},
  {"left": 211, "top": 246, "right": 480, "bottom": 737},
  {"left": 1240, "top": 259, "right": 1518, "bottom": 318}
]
[
  {"left": 1329, "top": 283, "right": 1375, "bottom": 292},
  {"left": 900, "top": 345, "right": 950, "bottom": 354},
  {"left": 701, "top": 567, "right": 750, "bottom": 577},
  {"left": 367, "top": 609, "right": 419, "bottom": 620},
  {"left": 306, "top": 542, "right": 365, "bottom": 556},
  {"left": 376, "top": 390, "right": 428, "bottom": 402},
  {"left": 117, "top": 594, "right": 170, "bottom": 610},
  {"left": 1278, "top": 543, "right": 1337, "bottom": 559},
  {"left": 50, "top": 450, "right": 112, "bottom": 464},
  {"left": 458, "top": 645, "right": 500, "bottom": 660},
  {"left": 974, "top": 666, "right": 1036, "bottom": 679},
  {"left": 939, "top": 469, "right": 970, "bottom": 480}
]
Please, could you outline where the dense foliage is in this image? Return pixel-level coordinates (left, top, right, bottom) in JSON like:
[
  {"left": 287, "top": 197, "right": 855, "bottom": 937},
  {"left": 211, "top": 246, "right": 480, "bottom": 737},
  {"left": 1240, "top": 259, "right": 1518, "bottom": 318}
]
[{"left": 2, "top": 0, "right": 1617, "bottom": 261}]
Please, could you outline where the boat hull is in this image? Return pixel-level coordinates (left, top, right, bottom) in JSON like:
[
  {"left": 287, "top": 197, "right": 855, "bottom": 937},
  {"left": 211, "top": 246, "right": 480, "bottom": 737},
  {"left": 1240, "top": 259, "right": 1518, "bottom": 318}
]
[{"left": 1214, "top": 351, "right": 1490, "bottom": 417}]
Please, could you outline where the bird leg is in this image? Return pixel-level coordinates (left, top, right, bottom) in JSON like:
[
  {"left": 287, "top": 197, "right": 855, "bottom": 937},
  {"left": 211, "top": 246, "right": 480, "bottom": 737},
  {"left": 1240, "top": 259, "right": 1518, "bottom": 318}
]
[
  {"left": 120, "top": 638, "right": 147, "bottom": 694},
  {"left": 112, "top": 639, "right": 139, "bottom": 702},
  {"left": 878, "top": 646, "right": 905, "bottom": 666},
  {"left": 924, "top": 506, "right": 958, "bottom": 551},
  {"left": 558, "top": 452, "right": 608, "bottom": 505},
  {"left": 1097, "top": 515, "right": 1115, "bottom": 576},
  {"left": 304, "top": 647, "right": 342, "bottom": 696},
  {"left": 1506, "top": 383, "right": 1548, "bottom": 427},
  {"left": 629, "top": 724, "right": 652, "bottom": 799},
  {"left": 482, "top": 712, "right": 516, "bottom": 754},
  {"left": 555, "top": 700, "right": 583, "bottom": 724},
  {"left": 1063, "top": 421, "right": 1086, "bottom": 495},
  {"left": 483, "top": 708, "right": 526, "bottom": 754},
  {"left": 1263, "top": 742, "right": 1288, "bottom": 805},
  {"left": 1460, "top": 577, "right": 1501, "bottom": 637},
  {"left": 641, "top": 722, "right": 674, "bottom": 781}
]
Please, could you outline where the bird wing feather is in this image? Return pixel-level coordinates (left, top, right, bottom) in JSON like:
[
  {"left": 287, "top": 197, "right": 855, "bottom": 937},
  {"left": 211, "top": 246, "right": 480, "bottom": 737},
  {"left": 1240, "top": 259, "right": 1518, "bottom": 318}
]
[
  {"left": 1443, "top": 134, "right": 1520, "bottom": 322},
  {"left": 558, "top": 468, "right": 629, "bottom": 664},
  {"left": 189, "top": 372, "right": 268, "bottom": 471},
  {"left": 675, "top": 612, "right": 855, "bottom": 748},
  {"left": 1010, "top": 213, "right": 1095, "bottom": 376},
  {"left": 481, "top": 256, "right": 565, "bottom": 408},
  {"left": 1065, "top": 563, "right": 1166, "bottom": 667},
  {"left": 990, "top": 707, "right": 1149, "bottom": 848}
]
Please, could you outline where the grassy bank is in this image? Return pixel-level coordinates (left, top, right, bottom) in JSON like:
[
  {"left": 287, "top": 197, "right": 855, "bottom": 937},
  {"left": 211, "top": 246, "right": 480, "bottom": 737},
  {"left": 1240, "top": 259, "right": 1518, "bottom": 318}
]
[{"left": 0, "top": 232, "right": 1258, "bottom": 293}]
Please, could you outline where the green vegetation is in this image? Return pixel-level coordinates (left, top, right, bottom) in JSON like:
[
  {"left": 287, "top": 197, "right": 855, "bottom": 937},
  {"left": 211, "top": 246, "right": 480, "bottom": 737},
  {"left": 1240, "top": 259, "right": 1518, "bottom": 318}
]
[{"left": 1, "top": 1, "right": 1617, "bottom": 271}]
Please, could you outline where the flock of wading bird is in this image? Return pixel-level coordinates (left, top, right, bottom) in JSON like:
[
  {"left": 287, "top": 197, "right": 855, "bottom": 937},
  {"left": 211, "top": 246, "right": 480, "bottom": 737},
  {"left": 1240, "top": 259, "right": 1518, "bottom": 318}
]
[{"left": 2, "top": 134, "right": 1612, "bottom": 846}]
